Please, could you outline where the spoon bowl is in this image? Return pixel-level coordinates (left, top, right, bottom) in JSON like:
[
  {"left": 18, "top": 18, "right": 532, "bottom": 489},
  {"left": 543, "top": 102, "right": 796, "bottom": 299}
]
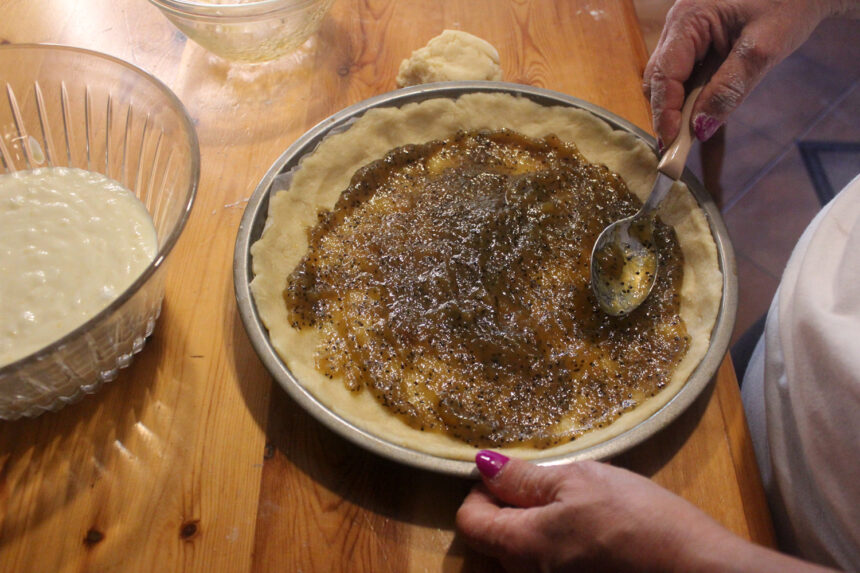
[
  {"left": 591, "top": 170, "right": 677, "bottom": 315},
  {"left": 590, "top": 84, "right": 704, "bottom": 315},
  {"left": 591, "top": 213, "right": 657, "bottom": 316}
]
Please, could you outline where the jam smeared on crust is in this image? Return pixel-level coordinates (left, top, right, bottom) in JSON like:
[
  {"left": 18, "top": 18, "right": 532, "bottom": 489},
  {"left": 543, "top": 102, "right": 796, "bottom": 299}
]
[{"left": 285, "top": 130, "right": 688, "bottom": 448}]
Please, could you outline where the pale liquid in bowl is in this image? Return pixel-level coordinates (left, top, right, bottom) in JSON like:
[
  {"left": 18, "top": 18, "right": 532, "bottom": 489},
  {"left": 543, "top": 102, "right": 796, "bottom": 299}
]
[{"left": 0, "top": 168, "right": 157, "bottom": 367}]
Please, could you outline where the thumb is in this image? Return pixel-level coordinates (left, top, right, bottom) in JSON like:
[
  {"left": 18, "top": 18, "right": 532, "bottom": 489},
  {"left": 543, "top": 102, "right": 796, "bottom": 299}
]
[{"left": 475, "top": 450, "right": 566, "bottom": 508}]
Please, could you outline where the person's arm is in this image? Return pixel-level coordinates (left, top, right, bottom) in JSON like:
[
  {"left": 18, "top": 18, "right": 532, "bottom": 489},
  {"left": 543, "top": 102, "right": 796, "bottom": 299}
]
[
  {"left": 456, "top": 452, "right": 837, "bottom": 572},
  {"left": 643, "top": 0, "right": 860, "bottom": 148}
]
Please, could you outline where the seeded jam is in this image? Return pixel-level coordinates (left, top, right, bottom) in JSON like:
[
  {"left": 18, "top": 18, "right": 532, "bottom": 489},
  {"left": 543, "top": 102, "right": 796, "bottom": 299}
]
[{"left": 284, "top": 130, "right": 688, "bottom": 448}]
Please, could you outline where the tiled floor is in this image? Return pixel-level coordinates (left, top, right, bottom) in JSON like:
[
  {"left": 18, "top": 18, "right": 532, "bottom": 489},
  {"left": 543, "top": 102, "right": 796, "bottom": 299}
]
[{"left": 634, "top": 2, "right": 860, "bottom": 345}]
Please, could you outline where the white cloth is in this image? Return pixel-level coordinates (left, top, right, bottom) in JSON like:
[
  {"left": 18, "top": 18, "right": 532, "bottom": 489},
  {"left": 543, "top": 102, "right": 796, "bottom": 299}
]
[{"left": 742, "top": 175, "right": 860, "bottom": 570}]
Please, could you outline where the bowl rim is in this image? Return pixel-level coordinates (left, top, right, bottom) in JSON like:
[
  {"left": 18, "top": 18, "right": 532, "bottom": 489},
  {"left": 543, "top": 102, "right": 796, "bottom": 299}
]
[
  {"left": 0, "top": 43, "right": 200, "bottom": 376},
  {"left": 233, "top": 81, "right": 738, "bottom": 477},
  {"left": 148, "top": 0, "right": 326, "bottom": 18}
]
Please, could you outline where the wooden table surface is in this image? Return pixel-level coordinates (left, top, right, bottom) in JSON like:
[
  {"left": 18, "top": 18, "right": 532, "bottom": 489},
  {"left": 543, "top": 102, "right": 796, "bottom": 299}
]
[{"left": 0, "top": 1, "right": 776, "bottom": 570}]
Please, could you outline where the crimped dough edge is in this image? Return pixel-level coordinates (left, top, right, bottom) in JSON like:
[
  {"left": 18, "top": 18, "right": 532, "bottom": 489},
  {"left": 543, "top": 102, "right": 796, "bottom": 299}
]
[{"left": 250, "top": 92, "right": 722, "bottom": 460}]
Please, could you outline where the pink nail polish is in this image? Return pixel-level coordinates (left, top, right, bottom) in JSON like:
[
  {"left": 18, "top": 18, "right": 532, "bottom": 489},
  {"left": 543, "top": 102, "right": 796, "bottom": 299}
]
[
  {"left": 693, "top": 114, "right": 721, "bottom": 142},
  {"left": 476, "top": 450, "right": 509, "bottom": 478}
]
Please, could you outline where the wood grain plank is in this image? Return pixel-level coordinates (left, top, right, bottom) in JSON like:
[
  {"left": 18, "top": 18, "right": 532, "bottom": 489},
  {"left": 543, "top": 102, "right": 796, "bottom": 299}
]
[
  {"left": 0, "top": 2, "right": 274, "bottom": 571},
  {"left": 714, "top": 359, "right": 777, "bottom": 547},
  {"left": 253, "top": 389, "right": 411, "bottom": 572},
  {"left": 615, "top": 375, "right": 754, "bottom": 540},
  {"left": 0, "top": 1, "right": 776, "bottom": 571}
]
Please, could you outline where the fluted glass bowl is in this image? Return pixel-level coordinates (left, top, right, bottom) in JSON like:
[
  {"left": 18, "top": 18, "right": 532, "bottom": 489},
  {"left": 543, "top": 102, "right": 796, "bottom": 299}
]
[
  {"left": 149, "top": 0, "right": 335, "bottom": 62},
  {"left": 0, "top": 45, "right": 199, "bottom": 419}
]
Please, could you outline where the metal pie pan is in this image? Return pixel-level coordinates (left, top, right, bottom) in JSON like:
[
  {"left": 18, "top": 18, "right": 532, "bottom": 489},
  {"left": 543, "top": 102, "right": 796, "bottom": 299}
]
[{"left": 234, "top": 81, "right": 738, "bottom": 478}]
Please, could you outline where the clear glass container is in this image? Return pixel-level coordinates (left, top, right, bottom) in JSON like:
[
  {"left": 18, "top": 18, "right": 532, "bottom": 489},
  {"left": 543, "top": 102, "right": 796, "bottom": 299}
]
[
  {"left": 149, "top": 0, "right": 335, "bottom": 62},
  {"left": 0, "top": 45, "right": 199, "bottom": 419}
]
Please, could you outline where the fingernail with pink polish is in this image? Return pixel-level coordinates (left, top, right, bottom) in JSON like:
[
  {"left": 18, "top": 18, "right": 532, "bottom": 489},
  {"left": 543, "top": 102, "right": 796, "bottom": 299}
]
[
  {"left": 476, "top": 450, "right": 509, "bottom": 479},
  {"left": 693, "top": 114, "right": 721, "bottom": 142}
]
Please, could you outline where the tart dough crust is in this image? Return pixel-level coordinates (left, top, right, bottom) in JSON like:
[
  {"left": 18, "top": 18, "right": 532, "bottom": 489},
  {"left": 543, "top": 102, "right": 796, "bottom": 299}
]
[{"left": 251, "top": 92, "right": 722, "bottom": 460}]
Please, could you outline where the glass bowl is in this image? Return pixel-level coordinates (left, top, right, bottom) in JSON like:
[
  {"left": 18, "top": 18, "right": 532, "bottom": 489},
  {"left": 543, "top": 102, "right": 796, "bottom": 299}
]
[
  {"left": 0, "top": 44, "right": 199, "bottom": 419},
  {"left": 149, "top": 0, "right": 335, "bottom": 62}
]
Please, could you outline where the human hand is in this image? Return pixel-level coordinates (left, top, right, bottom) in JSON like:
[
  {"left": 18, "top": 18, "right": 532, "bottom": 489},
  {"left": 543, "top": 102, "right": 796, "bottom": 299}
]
[
  {"left": 455, "top": 452, "right": 735, "bottom": 572},
  {"left": 643, "top": 0, "right": 853, "bottom": 148},
  {"left": 455, "top": 451, "right": 835, "bottom": 573}
]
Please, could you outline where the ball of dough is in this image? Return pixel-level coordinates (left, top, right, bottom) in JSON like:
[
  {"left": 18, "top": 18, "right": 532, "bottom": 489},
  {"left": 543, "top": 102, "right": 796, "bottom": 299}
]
[{"left": 396, "top": 30, "right": 502, "bottom": 87}]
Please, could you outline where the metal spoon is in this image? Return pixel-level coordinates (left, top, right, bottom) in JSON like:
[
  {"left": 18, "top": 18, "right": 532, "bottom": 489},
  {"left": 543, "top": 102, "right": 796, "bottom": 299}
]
[{"left": 590, "top": 84, "right": 704, "bottom": 316}]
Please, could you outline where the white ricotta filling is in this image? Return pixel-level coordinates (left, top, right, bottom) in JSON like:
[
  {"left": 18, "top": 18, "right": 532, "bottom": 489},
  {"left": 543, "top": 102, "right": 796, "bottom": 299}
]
[{"left": 0, "top": 167, "right": 157, "bottom": 367}]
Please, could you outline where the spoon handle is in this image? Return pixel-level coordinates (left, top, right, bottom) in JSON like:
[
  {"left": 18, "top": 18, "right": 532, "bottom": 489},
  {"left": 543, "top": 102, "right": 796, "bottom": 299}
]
[
  {"left": 656, "top": 85, "right": 703, "bottom": 180},
  {"left": 656, "top": 51, "right": 721, "bottom": 180}
]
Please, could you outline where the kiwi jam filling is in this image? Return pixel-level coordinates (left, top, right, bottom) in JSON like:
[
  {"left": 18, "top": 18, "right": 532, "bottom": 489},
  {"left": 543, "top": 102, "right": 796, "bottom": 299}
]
[{"left": 284, "top": 130, "right": 688, "bottom": 448}]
